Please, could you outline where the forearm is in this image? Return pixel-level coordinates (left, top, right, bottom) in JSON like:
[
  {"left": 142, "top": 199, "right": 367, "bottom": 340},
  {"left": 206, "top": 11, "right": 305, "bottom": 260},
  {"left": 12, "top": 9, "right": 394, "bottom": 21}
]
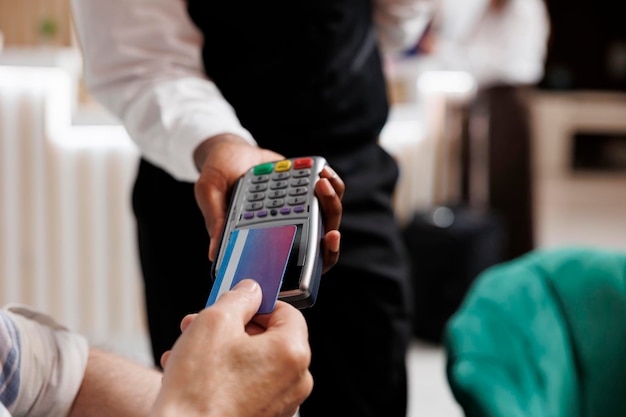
[
  {"left": 69, "top": 348, "right": 162, "bottom": 417},
  {"left": 71, "top": 0, "right": 255, "bottom": 182}
]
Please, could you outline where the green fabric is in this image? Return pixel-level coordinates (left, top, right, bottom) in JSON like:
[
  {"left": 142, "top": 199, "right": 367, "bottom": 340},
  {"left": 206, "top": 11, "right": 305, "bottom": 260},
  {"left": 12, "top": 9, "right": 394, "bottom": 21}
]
[{"left": 444, "top": 247, "right": 626, "bottom": 417}]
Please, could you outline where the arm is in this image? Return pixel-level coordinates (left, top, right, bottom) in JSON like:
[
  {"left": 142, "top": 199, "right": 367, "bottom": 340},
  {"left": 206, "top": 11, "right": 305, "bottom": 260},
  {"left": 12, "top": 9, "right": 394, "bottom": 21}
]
[
  {"left": 1, "top": 280, "right": 313, "bottom": 417},
  {"left": 72, "top": 0, "right": 343, "bottom": 270},
  {"left": 0, "top": 306, "right": 160, "bottom": 417},
  {"left": 69, "top": 348, "right": 161, "bottom": 417},
  {"left": 70, "top": 0, "right": 256, "bottom": 182},
  {"left": 151, "top": 279, "right": 313, "bottom": 417},
  {"left": 72, "top": 280, "right": 314, "bottom": 417}
]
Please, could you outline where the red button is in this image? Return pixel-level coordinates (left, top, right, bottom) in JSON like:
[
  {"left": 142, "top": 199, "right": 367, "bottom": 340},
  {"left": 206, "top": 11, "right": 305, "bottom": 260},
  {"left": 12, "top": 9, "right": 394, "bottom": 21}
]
[{"left": 293, "top": 158, "right": 313, "bottom": 170}]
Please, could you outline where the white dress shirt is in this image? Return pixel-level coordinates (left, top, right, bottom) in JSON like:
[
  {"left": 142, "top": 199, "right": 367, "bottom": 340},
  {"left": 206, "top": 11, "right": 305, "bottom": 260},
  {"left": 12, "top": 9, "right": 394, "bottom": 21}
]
[
  {"left": 425, "top": 0, "right": 550, "bottom": 88},
  {"left": 71, "top": 0, "right": 434, "bottom": 182}
]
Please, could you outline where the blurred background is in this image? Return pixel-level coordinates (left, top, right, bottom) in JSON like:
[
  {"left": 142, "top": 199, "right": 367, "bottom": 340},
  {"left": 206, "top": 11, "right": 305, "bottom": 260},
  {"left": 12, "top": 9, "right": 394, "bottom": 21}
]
[{"left": 1, "top": 0, "right": 626, "bottom": 416}]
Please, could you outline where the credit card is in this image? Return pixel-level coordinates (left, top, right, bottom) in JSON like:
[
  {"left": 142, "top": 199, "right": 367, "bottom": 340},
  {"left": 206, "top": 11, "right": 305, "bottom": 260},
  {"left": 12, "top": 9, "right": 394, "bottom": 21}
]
[{"left": 206, "top": 225, "right": 297, "bottom": 314}]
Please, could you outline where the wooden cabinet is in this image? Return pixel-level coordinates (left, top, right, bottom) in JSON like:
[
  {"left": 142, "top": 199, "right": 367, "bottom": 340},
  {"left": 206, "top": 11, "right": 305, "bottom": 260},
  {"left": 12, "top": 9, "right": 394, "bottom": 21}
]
[{"left": 0, "top": 0, "right": 73, "bottom": 47}]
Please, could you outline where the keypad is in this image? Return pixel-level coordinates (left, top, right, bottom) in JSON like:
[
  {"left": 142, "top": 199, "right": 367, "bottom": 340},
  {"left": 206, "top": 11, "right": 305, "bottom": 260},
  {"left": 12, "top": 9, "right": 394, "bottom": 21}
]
[{"left": 239, "top": 157, "right": 317, "bottom": 222}]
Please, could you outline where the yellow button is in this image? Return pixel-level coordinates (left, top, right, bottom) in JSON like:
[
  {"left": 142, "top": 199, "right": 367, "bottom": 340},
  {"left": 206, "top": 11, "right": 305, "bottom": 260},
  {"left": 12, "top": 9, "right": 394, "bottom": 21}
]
[{"left": 275, "top": 160, "right": 292, "bottom": 172}]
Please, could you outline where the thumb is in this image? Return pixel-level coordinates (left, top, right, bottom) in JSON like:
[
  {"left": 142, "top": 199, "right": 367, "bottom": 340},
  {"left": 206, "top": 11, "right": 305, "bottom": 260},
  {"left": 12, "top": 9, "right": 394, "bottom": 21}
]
[{"left": 211, "top": 279, "right": 263, "bottom": 323}]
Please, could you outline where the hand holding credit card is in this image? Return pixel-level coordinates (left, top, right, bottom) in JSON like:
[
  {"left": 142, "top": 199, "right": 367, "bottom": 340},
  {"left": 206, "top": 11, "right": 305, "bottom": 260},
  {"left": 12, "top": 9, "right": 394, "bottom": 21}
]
[
  {"left": 206, "top": 225, "right": 297, "bottom": 314},
  {"left": 209, "top": 156, "right": 327, "bottom": 313}
]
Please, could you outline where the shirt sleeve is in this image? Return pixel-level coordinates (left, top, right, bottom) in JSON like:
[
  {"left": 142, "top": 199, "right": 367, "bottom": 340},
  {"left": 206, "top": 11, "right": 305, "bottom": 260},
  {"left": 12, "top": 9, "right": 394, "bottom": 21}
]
[
  {"left": 373, "top": 0, "right": 437, "bottom": 54},
  {"left": 70, "top": 0, "right": 256, "bottom": 182},
  {"left": 0, "top": 305, "right": 89, "bottom": 417},
  {"left": 423, "top": 0, "right": 550, "bottom": 87},
  {"left": 0, "top": 312, "right": 21, "bottom": 414}
]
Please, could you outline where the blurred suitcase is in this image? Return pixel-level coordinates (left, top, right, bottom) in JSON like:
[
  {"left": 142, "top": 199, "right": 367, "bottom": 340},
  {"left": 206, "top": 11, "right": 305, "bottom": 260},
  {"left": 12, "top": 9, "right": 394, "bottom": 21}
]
[
  {"left": 402, "top": 95, "right": 506, "bottom": 343},
  {"left": 403, "top": 205, "right": 504, "bottom": 342}
]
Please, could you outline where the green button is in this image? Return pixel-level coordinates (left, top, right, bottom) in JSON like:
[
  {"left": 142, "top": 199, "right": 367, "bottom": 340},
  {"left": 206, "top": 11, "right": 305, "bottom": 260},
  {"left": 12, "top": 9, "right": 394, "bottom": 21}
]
[{"left": 253, "top": 163, "right": 274, "bottom": 175}]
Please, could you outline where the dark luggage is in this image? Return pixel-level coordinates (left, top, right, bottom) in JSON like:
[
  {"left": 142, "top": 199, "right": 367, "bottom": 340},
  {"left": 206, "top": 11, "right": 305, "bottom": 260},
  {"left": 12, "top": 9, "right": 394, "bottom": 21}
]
[{"left": 403, "top": 205, "right": 504, "bottom": 343}]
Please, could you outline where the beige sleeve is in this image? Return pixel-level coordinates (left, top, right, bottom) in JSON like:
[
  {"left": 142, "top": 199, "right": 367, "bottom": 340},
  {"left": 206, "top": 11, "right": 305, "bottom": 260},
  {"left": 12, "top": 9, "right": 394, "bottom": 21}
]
[{"left": 3, "top": 305, "right": 89, "bottom": 417}]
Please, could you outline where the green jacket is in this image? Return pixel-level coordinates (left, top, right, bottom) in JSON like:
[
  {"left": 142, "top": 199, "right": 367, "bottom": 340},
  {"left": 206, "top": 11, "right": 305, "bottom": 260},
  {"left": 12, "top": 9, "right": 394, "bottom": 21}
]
[{"left": 445, "top": 247, "right": 626, "bottom": 417}]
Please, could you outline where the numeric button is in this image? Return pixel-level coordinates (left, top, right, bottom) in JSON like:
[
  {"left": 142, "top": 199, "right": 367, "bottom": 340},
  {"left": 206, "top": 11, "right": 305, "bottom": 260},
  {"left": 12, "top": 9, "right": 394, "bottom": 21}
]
[
  {"left": 249, "top": 183, "right": 268, "bottom": 192},
  {"left": 247, "top": 192, "right": 265, "bottom": 201},
  {"left": 268, "top": 189, "right": 287, "bottom": 199},
  {"left": 287, "top": 196, "right": 307, "bottom": 205},
  {"left": 245, "top": 202, "right": 263, "bottom": 211},
  {"left": 266, "top": 199, "right": 285, "bottom": 208},
  {"left": 293, "top": 169, "right": 311, "bottom": 178},
  {"left": 251, "top": 175, "right": 269, "bottom": 184},
  {"left": 270, "top": 180, "right": 288, "bottom": 190},
  {"left": 291, "top": 178, "right": 309, "bottom": 187},
  {"left": 272, "top": 172, "right": 290, "bottom": 181},
  {"left": 289, "top": 187, "right": 308, "bottom": 196}
]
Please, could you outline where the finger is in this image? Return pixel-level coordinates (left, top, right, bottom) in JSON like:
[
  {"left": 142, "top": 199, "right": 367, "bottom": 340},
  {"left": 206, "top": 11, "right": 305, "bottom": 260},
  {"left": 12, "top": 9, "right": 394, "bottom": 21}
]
[
  {"left": 250, "top": 300, "right": 308, "bottom": 341},
  {"left": 205, "top": 184, "right": 229, "bottom": 261},
  {"left": 180, "top": 313, "right": 199, "bottom": 332},
  {"left": 319, "top": 166, "right": 345, "bottom": 199},
  {"left": 209, "top": 279, "right": 263, "bottom": 326},
  {"left": 194, "top": 177, "right": 228, "bottom": 261},
  {"left": 315, "top": 178, "right": 342, "bottom": 232},
  {"left": 160, "top": 350, "right": 172, "bottom": 368},
  {"left": 322, "top": 230, "right": 340, "bottom": 274}
]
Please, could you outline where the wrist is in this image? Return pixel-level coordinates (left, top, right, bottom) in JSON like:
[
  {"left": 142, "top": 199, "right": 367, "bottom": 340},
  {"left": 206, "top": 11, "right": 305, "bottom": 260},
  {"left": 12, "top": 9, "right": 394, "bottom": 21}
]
[
  {"left": 150, "top": 400, "right": 211, "bottom": 417},
  {"left": 193, "top": 133, "right": 253, "bottom": 172}
]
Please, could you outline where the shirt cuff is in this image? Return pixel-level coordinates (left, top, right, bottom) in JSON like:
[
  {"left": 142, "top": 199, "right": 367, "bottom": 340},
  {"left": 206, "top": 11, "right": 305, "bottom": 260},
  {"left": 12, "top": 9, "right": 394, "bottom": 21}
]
[
  {"left": 163, "top": 116, "right": 256, "bottom": 183},
  {"left": 4, "top": 304, "right": 89, "bottom": 417},
  {"left": 123, "top": 78, "right": 257, "bottom": 183}
]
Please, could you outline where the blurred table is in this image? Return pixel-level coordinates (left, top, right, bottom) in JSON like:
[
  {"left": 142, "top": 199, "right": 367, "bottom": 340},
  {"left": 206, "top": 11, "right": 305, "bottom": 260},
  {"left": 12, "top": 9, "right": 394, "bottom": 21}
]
[{"left": 380, "top": 103, "right": 436, "bottom": 226}]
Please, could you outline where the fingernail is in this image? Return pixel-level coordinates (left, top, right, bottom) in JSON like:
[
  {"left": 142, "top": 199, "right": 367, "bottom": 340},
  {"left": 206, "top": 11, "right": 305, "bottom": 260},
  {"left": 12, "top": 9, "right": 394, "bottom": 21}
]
[{"left": 233, "top": 279, "right": 259, "bottom": 293}]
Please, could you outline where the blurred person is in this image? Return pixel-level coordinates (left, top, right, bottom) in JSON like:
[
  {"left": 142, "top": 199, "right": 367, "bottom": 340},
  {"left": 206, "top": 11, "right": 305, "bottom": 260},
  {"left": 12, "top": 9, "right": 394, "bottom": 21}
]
[
  {"left": 0, "top": 279, "right": 313, "bottom": 417},
  {"left": 426, "top": 0, "right": 549, "bottom": 88},
  {"left": 70, "top": 0, "right": 434, "bottom": 415},
  {"left": 421, "top": 0, "right": 550, "bottom": 260}
]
